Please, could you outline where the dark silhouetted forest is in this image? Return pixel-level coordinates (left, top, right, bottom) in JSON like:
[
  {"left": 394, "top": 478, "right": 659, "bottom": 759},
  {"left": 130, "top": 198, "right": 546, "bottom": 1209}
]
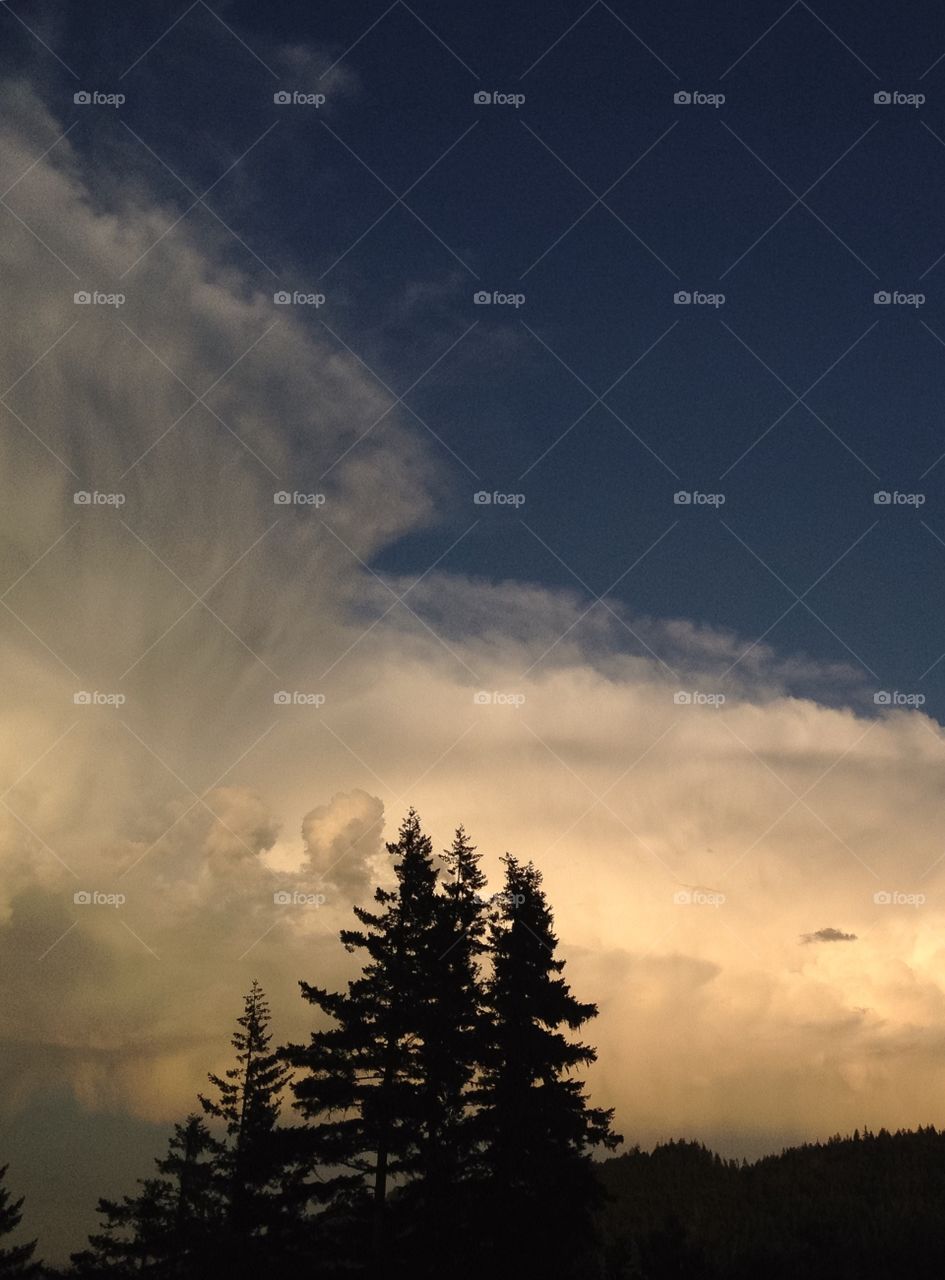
[{"left": 5, "top": 812, "right": 945, "bottom": 1279}]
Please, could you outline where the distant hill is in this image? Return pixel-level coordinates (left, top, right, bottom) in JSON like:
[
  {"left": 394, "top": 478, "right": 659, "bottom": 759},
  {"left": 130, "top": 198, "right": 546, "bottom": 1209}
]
[{"left": 597, "top": 1127, "right": 945, "bottom": 1279}]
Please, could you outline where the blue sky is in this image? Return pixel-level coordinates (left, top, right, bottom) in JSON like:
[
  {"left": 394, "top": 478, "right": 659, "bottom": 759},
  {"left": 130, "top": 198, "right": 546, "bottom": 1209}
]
[
  {"left": 8, "top": 0, "right": 945, "bottom": 1263},
  {"left": 7, "top": 0, "right": 945, "bottom": 714}
]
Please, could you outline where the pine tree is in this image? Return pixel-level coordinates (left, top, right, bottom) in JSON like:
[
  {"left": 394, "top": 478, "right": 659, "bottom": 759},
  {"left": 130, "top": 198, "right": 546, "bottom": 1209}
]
[
  {"left": 0, "top": 1166, "right": 39, "bottom": 1278},
  {"left": 472, "top": 855, "right": 621, "bottom": 1277},
  {"left": 284, "top": 808, "right": 441, "bottom": 1268},
  {"left": 199, "top": 979, "right": 296, "bottom": 1261},
  {"left": 72, "top": 1115, "right": 221, "bottom": 1277},
  {"left": 400, "top": 826, "right": 490, "bottom": 1274}
]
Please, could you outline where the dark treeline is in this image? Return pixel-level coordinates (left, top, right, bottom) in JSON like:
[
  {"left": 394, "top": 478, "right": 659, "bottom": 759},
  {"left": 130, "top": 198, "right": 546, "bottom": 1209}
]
[
  {"left": 5, "top": 811, "right": 945, "bottom": 1278},
  {"left": 598, "top": 1128, "right": 945, "bottom": 1279}
]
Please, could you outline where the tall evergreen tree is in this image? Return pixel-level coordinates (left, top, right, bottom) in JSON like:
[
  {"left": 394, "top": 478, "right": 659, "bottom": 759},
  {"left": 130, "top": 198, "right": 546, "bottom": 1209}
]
[
  {"left": 401, "top": 826, "right": 490, "bottom": 1274},
  {"left": 284, "top": 808, "right": 441, "bottom": 1267},
  {"left": 199, "top": 979, "right": 296, "bottom": 1261},
  {"left": 472, "top": 855, "right": 621, "bottom": 1277},
  {"left": 0, "top": 1166, "right": 39, "bottom": 1278},
  {"left": 72, "top": 1116, "right": 220, "bottom": 1278}
]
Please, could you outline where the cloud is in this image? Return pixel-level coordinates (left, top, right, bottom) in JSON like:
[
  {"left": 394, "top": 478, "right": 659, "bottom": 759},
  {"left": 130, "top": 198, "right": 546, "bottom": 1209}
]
[
  {"left": 801, "top": 928, "right": 859, "bottom": 945},
  {"left": 301, "top": 789, "right": 386, "bottom": 894},
  {"left": 7, "top": 73, "right": 945, "bottom": 1262}
]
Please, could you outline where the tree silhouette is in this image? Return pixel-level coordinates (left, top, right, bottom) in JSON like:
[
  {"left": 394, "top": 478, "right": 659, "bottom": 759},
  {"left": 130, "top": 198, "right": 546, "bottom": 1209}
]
[
  {"left": 471, "top": 855, "right": 621, "bottom": 1278},
  {"left": 68, "top": 816, "right": 629, "bottom": 1278},
  {"left": 0, "top": 1165, "right": 39, "bottom": 1278},
  {"left": 285, "top": 808, "right": 442, "bottom": 1268},
  {"left": 199, "top": 979, "right": 297, "bottom": 1265},
  {"left": 399, "top": 826, "right": 490, "bottom": 1274},
  {"left": 73, "top": 1116, "right": 220, "bottom": 1277}
]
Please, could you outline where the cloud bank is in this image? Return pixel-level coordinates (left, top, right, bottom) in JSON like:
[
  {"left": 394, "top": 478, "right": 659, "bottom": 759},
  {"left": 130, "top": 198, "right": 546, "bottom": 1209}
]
[{"left": 4, "top": 77, "right": 945, "bottom": 1256}]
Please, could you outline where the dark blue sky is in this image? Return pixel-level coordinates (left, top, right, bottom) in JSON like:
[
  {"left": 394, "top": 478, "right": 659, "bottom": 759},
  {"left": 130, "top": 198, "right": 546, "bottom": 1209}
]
[{"left": 7, "top": 0, "right": 945, "bottom": 711}]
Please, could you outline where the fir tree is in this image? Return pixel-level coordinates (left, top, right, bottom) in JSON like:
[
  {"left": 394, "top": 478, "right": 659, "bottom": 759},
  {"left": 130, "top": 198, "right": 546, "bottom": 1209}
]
[
  {"left": 401, "top": 827, "right": 490, "bottom": 1274},
  {"left": 72, "top": 1116, "right": 220, "bottom": 1278},
  {"left": 0, "top": 1166, "right": 39, "bottom": 1278},
  {"left": 199, "top": 979, "right": 296, "bottom": 1256},
  {"left": 285, "top": 808, "right": 441, "bottom": 1267},
  {"left": 472, "top": 855, "right": 621, "bottom": 1277}
]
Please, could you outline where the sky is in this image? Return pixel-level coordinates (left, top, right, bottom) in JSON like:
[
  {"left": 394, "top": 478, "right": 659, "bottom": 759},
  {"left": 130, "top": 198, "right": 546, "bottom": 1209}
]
[{"left": 4, "top": 0, "right": 945, "bottom": 1263}]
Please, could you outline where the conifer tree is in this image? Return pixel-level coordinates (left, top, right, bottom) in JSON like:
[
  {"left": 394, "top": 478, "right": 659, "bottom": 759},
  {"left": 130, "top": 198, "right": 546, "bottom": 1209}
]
[
  {"left": 0, "top": 1166, "right": 39, "bottom": 1278},
  {"left": 285, "top": 808, "right": 441, "bottom": 1266},
  {"left": 199, "top": 979, "right": 295, "bottom": 1255},
  {"left": 472, "top": 855, "right": 621, "bottom": 1277},
  {"left": 401, "top": 826, "right": 490, "bottom": 1272},
  {"left": 72, "top": 1116, "right": 220, "bottom": 1277}
]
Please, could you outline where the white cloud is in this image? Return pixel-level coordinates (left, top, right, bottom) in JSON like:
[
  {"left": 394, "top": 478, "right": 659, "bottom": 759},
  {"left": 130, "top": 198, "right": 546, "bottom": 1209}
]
[{"left": 3, "top": 79, "right": 945, "bottom": 1188}]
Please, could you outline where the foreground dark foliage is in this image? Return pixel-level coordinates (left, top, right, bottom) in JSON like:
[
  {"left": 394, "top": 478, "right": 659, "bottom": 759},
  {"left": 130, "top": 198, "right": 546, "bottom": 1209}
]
[{"left": 598, "top": 1129, "right": 945, "bottom": 1279}]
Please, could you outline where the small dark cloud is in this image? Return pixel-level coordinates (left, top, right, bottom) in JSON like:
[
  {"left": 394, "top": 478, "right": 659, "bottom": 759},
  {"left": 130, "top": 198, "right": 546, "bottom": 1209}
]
[{"left": 800, "top": 927, "right": 858, "bottom": 945}]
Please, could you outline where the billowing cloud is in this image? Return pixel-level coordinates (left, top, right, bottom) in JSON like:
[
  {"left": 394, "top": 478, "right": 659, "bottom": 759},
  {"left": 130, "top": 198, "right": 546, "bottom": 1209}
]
[
  {"left": 7, "top": 73, "right": 945, "bottom": 1263},
  {"left": 301, "top": 788, "right": 386, "bottom": 895}
]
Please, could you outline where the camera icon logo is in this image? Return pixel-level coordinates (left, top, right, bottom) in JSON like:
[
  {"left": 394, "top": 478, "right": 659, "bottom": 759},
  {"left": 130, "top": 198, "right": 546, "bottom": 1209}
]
[
  {"left": 74, "top": 291, "right": 91, "bottom": 304},
  {"left": 474, "top": 91, "right": 492, "bottom": 105},
  {"left": 673, "top": 691, "right": 692, "bottom": 704},
  {"left": 674, "top": 91, "right": 692, "bottom": 105},
  {"left": 673, "top": 291, "right": 691, "bottom": 304},
  {"left": 474, "top": 491, "right": 492, "bottom": 504},
  {"left": 273, "top": 890, "right": 292, "bottom": 904},
  {"left": 474, "top": 290, "right": 491, "bottom": 305},
  {"left": 74, "top": 91, "right": 91, "bottom": 105},
  {"left": 672, "top": 889, "right": 692, "bottom": 904},
  {"left": 73, "top": 491, "right": 92, "bottom": 505},
  {"left": 273, "top": 290, "right": 291, "bottom": 304},
  {"left": 873, "top": 690, "right": 892, "bottom": 705},
  {"left": 873, "top": 290, "right": 891, "bottom": 304},
  {"left": 874, "top": 91, "right": 891, "bottom": 104},
  {"left": 273, "top": 691, "right": 291, "bottom": 704},
  {"left": 473, "top": 691, "right": 492, "bottom": 704},
  {"left": 73, "top": 691, "right": 92, "bottom": 704},
  {"left": 673, "top": 491, "right": 692, "bottom": 505},
  {"left": 873, "top": 491, "right": 891, "bottom": 505},
  {"left": 273, "top": 491, "right": 292, "bottom": 504},
  {"left": 74, "top": 890, "right": 92, "bottom": 904},
  {"left": 274, "top": 91, "right": 291, "bottom": 104},
  {"left": 873, "top": 890, "right": 892, "bottom": 904}
]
